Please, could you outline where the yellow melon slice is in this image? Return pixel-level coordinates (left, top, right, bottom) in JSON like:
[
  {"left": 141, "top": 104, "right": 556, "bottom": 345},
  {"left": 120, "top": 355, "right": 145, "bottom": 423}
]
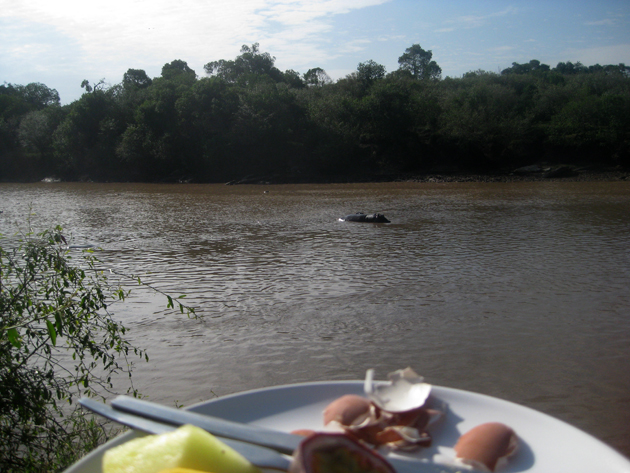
[{"left": 102, "top": 424, "right": 261, "bottom": 473}]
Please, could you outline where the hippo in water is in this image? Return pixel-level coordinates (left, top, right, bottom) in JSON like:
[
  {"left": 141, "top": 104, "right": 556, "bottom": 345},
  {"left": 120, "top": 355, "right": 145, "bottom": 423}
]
[{"left": 340, "top": 212, "right": 391, "bottom": 223}]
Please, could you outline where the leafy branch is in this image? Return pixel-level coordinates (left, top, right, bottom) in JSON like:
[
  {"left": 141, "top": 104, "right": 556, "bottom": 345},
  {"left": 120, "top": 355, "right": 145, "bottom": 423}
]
[{"left": 0, "top": 225, "right": 198, "bottom": 472}]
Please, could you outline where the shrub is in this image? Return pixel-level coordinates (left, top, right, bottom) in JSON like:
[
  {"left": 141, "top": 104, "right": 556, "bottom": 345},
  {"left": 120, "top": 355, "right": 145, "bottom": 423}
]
[{"left": 0, "top": 225, "right": 194, "bottom": 472}]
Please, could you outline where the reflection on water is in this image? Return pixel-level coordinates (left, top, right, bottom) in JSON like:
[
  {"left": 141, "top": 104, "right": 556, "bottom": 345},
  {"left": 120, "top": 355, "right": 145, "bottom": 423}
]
[{"left": 1, "top": 181, "right": 629, "bottom": 456}]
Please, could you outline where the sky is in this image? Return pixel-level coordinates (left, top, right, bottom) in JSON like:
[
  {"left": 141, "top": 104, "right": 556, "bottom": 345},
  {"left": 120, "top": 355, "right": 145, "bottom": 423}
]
[{"left": 2, "top": 0, "right": 630, "bottom": 104}]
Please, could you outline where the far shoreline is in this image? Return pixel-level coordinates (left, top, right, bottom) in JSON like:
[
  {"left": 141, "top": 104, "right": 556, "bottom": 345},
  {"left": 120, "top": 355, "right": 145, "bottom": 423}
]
[
  {"left": 222, "top": 164, "right": 629, "bottom": 185},
  {"left": 13, "top": 164, "right": 630, "bottom": 186}
]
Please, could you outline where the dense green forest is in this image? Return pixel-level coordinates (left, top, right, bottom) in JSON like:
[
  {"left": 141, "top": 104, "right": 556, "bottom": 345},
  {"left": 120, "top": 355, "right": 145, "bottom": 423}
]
[{"left": 2, "top": 44, "right": 629, "bottom": 183}]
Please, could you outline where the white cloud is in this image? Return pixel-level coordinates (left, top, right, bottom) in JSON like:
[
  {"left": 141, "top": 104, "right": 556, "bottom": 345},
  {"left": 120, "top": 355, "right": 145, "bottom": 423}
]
[
  {"left": 257, "top": 0, "right": 389, "bottom": 25},
  {"left": 338, "top": 38, "right": 372, "bottom": 53},
  {"left": 440, "top": 6, "right": 519, "bottom": 31},
  {"left": 325, "top": 67, "right": 355, "bottom": 81},
  {"left": 489, "top": 46, "right": 515, "bottom": 53},
  {"left": 0, "top": 0, "right": 389, "bottom": 64},
  {"left": 0, "top": 0, "right": 391, "bottom": 91},
  {"left": 584, "top": 18, "right": 619, "bottom": 27},
  {"left": 376, "top": 34, "right": 406, "bottom": 42},
  {"left": 563, "top": 44, "right": 630, "bottom": 66}
]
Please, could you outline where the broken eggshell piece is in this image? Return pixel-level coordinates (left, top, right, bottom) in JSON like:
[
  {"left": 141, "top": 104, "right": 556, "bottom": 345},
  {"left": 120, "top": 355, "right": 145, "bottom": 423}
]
[
  {"left": 454, "top": 422, "right": 518, "bottom": 472},
  {"left": 364, "top": 367, "right": 432, "bottom": 413},
  {"left": 323, "top": 394, "right": 373, "bottom": 428},
  {"left": 321, "top": 368, "right": 440, "bottom": 450},
  {"left": 374, "top": 425, "right": 432, "bottom": 451},
  {"left": 322, "top": 394, "right": 386, "bottom": 446}
]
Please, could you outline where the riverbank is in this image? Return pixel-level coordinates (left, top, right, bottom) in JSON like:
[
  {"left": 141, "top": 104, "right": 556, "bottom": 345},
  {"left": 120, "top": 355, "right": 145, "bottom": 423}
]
[
  {"left": 402, "top": 167, "right": 630, "bottom": 184},
  {"left": 22, "top": 163, "right": 630, "bottom": 186},
  {"left": 225, "top": 164, "right": 629, "bottom": 185}
]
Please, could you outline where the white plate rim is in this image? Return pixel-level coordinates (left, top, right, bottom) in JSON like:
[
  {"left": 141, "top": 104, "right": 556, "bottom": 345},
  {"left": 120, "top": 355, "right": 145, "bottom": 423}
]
[{"left": 65, "top": 381, "right": 630, "bottom": 473}]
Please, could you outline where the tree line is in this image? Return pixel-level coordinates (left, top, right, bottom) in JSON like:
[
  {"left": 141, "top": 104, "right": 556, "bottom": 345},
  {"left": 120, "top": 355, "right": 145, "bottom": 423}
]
[{"left": 2, "top": 44, "right": 629, "bottom": 183}]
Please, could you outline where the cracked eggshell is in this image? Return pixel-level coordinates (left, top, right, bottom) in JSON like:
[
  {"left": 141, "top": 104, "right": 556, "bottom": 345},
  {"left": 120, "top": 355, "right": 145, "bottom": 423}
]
[
  {"left": 375, "top": 425, "right": 432, "bottom": 450},
  {"left": 388, "top": 406, "right": 431, "bottom": 430},
  {"left": 454, "top": 422, "right": 518, "bottom": 472},
  {"left": 323, "top": 394, "right": 373, "bottom": 427},
  {"left": 364, "top": 368, "right": 432, "bottom": 413}
]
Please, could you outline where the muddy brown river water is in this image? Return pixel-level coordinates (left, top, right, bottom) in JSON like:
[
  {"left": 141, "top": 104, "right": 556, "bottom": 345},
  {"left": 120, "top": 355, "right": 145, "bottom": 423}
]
[{"left": 1, "top": 181, "right": 629, "bottom": 457}]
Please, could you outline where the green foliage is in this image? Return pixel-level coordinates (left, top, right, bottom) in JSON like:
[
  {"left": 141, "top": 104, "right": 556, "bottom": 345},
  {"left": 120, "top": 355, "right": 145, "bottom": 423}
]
[
  {"left": 502, "top": 59, "right": 551, "bottom": 75},
  {"left": 3, "top": 46, "right": 630, "bottom": 183},
  {"left": 282, "top": 69, "right": 305, "bottom": 89},
  {"left": 548, "top": 93, "right": 630, "bottom": 160},
  {"left": 80, "top": 79, "right": 107, "bottom": 94},
  {"left": 0, "top": 225, "right": 195, "bottom": 472},
  {"left": 204, "top": 43, "right": 284, "bottom": 85},
  {"left": 2, "top": 82, "right": 60, "bottom": 109},
  {"left": 0, "top": 83, "right": 64, "bottom": 181},
  {"left": 161, "top": 60, "right": 197, "bottom": 84},
  {"left": 303, "top": 67, "right": 332, "bottom": 88},
  {"left": 123, "top": 69, "right": 153, "bottom": 90},
  {"left": 357, "top": 60, "right": 386, "bottom": 90},
  {"left": 52, "top": 87, "right": 125, "bottom": 180},
  {"left": 397, "top": 44, "right": 442, "bottom": 81}
]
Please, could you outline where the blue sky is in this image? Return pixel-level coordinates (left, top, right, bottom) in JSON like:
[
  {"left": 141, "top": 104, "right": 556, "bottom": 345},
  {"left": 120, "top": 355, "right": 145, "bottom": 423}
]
[{"left": 2, "top": 0, "right": 629, "bottom": 104}]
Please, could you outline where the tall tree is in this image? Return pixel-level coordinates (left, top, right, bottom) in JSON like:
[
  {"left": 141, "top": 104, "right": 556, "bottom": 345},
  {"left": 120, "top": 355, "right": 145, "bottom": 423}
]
[
  {"left": 502, "top": 59, "right": 550, "bottom": 75},
  {"left": 397, "top": 44, "right": 442, "bottom": 80},
  {"left": 282, "top": 69, "right": 305, "bottom": 88},
  {"left": 53, "top": 86, "right": 123, "bottom": 180},
  {"left": 161, "top": 60, "right": 196, "bottom": 83},
  {"left": 80, "top": 79, "right": 106, "bottom": 94},
  {"left": 11, "top": 82, "right": 60, "bottom": 108},
  {"left": 303, "top": 67, "right": 332, "bottom": 87},
  {"left": 553, "top": 61, "right": 588, "bottom": 75},
  {"left": 0, "top": 83, "right": 62, "bottom": 180},
  {"left": 357, "top": 60, "right": 386, "bottom": 88},
  {"left": 123, "top": 69, "right": 153, "bottom": 89},
  {"left": 204, "top": 43, "right": 283, "bottom": 84}
]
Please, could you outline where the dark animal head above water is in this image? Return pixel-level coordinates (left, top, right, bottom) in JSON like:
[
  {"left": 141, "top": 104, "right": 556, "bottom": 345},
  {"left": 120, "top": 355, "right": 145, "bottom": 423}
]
[{"left": 342, "top": 212, "right": 391, "bottom": 223}]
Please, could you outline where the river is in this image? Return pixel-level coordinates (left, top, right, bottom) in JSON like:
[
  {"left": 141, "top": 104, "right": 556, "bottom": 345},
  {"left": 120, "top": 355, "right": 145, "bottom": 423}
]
[{"left": 1, "top": 181, "right": 629, "bottom": 457}]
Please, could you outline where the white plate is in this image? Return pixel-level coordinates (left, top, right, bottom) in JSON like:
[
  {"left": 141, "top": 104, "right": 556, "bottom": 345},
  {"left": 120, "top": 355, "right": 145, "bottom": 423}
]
[{"left": 65, "top": 381, "right": 630, "bottom": 473}]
